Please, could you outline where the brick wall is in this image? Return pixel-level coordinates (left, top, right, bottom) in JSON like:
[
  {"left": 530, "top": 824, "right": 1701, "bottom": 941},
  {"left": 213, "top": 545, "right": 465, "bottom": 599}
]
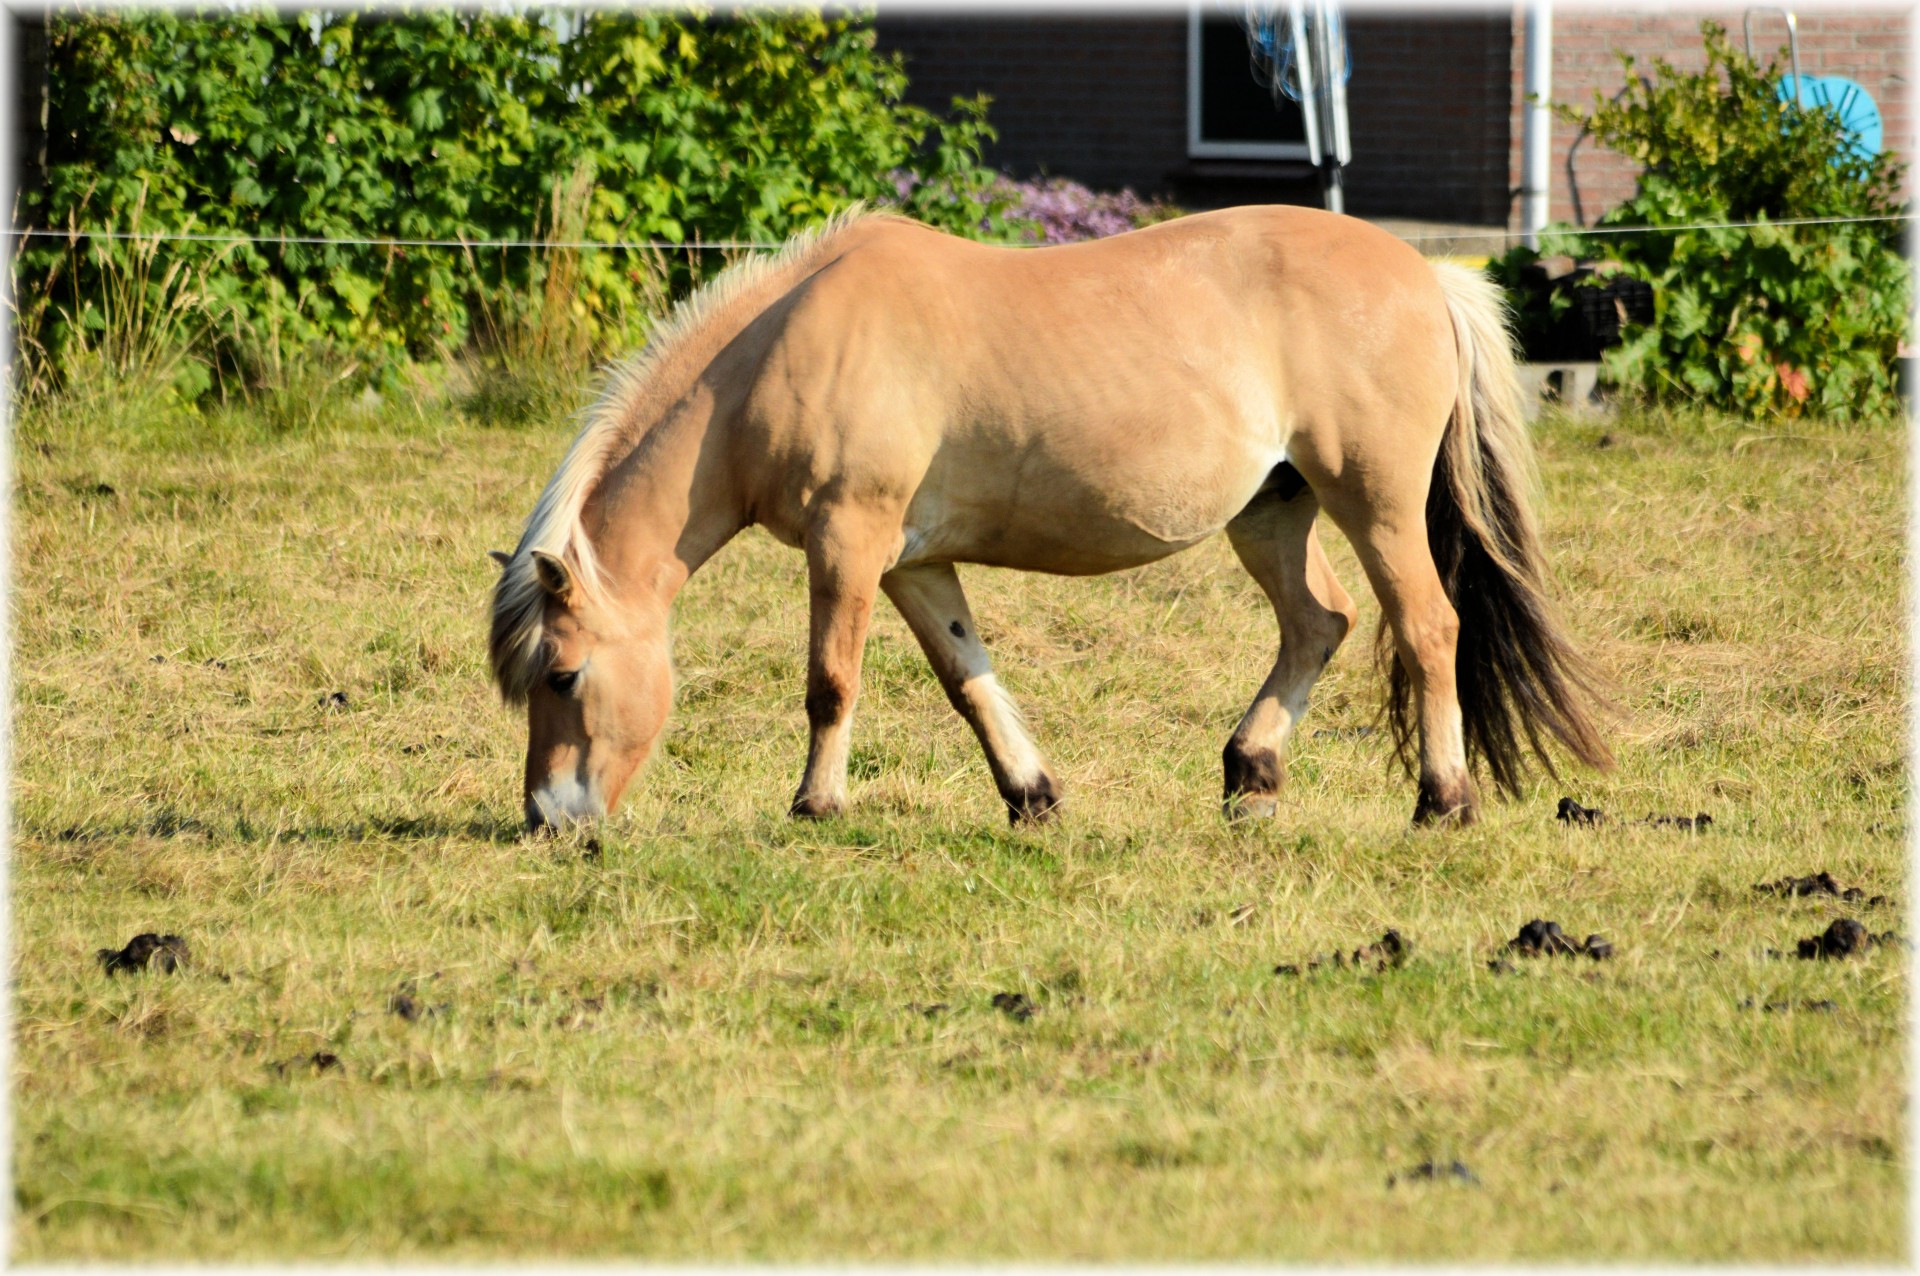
[
  {"left": 1344, "top": 11, "right": 1513, "bottom": 223},
  {"left": 877, "top": 10, "right": 1516, "bottom": 222},
  {"left": 1511, "top": 5, "right": 1913, "bottom": 227},
  {"left": 876, "top": 14, "right": 1192, "bottom": 195}
]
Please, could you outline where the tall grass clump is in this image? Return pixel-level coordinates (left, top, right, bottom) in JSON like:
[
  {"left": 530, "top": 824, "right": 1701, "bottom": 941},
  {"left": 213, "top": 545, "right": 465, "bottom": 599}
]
[
  {"left": 458, "top": 163, "right": 670, "bottom": 427},
  {"left": 11, "top": 188, "right": 235, "bottom": 431}
]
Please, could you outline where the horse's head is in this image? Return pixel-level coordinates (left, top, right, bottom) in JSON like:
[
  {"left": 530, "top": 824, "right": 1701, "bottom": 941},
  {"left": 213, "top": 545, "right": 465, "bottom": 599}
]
[{"left": 490, "top": 547, "right": 672, "bottom": 832}]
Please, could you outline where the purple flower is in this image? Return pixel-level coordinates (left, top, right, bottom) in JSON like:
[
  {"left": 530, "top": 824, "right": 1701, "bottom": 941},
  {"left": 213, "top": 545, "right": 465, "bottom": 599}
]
[{"left": 991, "top": 176, "right": 1172, "bottom": 244}]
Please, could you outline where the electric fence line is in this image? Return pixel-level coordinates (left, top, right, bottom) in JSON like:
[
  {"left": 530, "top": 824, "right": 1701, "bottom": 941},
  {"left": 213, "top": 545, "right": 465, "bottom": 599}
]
[{"left": 3, "top": 211, "right": 1911, "bottom": 253}]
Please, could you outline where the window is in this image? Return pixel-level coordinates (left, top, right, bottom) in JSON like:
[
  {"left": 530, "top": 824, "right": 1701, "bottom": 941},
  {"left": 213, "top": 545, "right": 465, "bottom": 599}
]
[{"left": 1188, "top": 5, "right": 1311, "bottom": 160}]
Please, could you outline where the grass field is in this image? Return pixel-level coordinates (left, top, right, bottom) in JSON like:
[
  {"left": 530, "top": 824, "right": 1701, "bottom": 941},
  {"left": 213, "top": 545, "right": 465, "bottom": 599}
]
[{"left": 10, "top": 387, "right": 1909, "bottom": 1261}]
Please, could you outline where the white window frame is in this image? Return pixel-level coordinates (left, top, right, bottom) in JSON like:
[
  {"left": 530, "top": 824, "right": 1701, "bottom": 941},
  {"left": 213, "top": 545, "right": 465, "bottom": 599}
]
[{"left": 1187, "top": 4, "right": 1313, "bottom": 161}]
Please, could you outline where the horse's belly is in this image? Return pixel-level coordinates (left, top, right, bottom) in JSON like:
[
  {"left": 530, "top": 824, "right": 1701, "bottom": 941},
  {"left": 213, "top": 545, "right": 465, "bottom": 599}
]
[{"left": 903, "top": 428, "right": 1282, "bottom": 575}]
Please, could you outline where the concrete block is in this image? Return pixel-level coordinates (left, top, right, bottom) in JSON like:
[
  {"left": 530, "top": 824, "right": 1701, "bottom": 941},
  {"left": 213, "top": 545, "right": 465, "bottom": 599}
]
[{"left": 1516, "top": 361, "right": 1605, "bottom": 421}]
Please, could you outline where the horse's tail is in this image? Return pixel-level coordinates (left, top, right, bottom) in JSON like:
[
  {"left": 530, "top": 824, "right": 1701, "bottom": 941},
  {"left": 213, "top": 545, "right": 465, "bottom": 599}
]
[{"left": 1389, "top": 261, "right": 1614, "bottom": 794}]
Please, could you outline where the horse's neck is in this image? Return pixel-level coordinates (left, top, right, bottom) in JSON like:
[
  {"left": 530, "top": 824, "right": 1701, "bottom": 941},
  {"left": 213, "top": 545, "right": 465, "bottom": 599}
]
[
  {"left": 583, "top": 397, "right": 742, "bottom": 611},
  {"left": 576, "top": 232, "right": 846, "bottom": 611}
]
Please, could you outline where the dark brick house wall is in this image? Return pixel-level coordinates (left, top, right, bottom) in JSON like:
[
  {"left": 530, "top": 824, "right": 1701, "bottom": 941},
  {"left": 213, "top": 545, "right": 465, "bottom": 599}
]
[
  {"left": 12, "top": 8, "right": 1905, "bottom": 232},
  {"left": 876, "top": 14, "right": 1193, "bottom": 197},
  {"left": 1342, "top": 11, "right": 1513, "bottom": 223},
  {"left": 876, "top": 9, "right": 1518, "bottom": 224}
]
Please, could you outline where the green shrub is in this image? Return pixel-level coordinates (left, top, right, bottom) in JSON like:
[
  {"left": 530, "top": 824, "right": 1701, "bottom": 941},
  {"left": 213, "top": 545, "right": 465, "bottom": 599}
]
[
  {"left": 17, "top": 8, "right": 1016, "bottom": 403},
  {"left": 1493, "top": 22, "right": 1909, "bottom": 421}
]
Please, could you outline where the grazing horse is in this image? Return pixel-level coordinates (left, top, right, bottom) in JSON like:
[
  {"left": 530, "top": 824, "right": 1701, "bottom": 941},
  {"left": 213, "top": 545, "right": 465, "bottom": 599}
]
[{"left": 489, "top": 205, "right": 1610, "bottom": 832}]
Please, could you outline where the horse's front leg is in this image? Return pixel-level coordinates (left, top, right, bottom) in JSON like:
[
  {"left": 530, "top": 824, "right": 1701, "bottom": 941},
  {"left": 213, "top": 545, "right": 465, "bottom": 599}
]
[
  {"left": 882, "top": 562, "right": 1061, "bottom": 824},
  {"left": 790, "top": 513, "right": 895, "bottom": 819}
]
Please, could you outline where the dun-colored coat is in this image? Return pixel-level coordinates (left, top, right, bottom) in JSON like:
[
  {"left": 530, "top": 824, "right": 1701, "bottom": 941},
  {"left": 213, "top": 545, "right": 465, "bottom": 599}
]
[{"left": 490, "top": 206, "right": 1610, "bottom": 831}]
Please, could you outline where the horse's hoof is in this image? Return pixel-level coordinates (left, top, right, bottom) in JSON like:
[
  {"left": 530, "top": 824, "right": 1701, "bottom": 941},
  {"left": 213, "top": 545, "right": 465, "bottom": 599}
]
[
  {"left": 1222, "top": 743, "right": 1282, "bottom": 801},
  {"left": 1412, "top": 776, "right": 1478, "bottom": 827},
  {"left": 789, "top": 793, "right": 845, "bottom": 820},
  {"left": 1003, "top": 776, "right": 1061, "bottom": 825},
  {"left": 1223, "top": 793, "right": 1278, "bottom": 821},
  {"left": 1412, "top": 804, "right": 1477, "bottom": 827}
]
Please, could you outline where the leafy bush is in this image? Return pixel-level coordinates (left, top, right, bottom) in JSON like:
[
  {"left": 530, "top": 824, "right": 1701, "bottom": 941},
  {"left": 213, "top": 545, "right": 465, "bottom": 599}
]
[
  {"left": 18, "top": 8, "right": 1017, "bottom": 402},
  {"left": 1492, "top": 22, "right": 1909, "bottom": 421}
]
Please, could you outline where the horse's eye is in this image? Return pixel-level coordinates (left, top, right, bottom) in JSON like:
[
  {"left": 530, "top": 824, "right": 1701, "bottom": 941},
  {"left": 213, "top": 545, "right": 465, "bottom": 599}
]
[{"left": 546, "top": 668, "right": 581, "bottom": 697}]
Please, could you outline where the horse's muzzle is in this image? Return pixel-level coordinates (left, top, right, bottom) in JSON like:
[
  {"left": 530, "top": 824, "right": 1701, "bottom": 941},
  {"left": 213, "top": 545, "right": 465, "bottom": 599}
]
[{"left": 525, "top": 778, "right": 603, "bottom": 832}]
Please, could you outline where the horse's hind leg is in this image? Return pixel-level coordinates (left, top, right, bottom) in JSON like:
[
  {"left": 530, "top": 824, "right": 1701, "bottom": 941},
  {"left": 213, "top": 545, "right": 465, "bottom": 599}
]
[
  {"left": 790, "top": 514, "right": 897, "bottom": 819},
  {"left": 882, "top": 563, "right": 1061, "bottom": 824},
  {"left": 1221, "top": 486, "right": 1358, "bottom": 818},
  {"left": 1315, "top": 472, "right": 1478, "bottom": 825}
]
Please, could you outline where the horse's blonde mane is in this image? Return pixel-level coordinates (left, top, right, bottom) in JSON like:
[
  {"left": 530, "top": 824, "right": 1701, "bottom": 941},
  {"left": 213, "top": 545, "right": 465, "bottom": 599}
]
[{"left": 489, "top": 205, "right": 893, "bottom": 702}]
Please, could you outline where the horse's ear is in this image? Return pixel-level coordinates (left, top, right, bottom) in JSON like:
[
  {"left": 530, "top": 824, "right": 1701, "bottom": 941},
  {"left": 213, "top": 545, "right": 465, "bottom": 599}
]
[
  {"left": 487, "top": 549, "right": 511, "bottom": 569},
  {"left": 530, "top": 549, "right": 575, "bottom": 602}
]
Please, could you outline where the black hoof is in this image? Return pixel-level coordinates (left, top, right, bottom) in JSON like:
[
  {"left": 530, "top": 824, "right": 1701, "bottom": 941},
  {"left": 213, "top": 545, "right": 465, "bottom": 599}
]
[
  {"left": 1003, "top": 775, "right": 1062, "bottom": 825},
  {"left": 789, "top": 793, "right": 845, "bottom": 820},
  {"left": 1412, "top": 775, "right": 1478, "bottom": 827},
  {"left": 1223, "top": 741, "right": 1282, "bottom": 820}
]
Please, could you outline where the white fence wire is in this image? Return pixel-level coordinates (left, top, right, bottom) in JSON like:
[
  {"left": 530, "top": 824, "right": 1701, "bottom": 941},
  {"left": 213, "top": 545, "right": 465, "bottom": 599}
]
[{"left": 3, "top": 212, "right": 1911, "bottom": 253}]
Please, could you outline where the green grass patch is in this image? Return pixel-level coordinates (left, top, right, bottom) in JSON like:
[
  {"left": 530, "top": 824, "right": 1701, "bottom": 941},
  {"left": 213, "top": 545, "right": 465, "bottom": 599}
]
[{"left": 11, "top": 396, "right": 1907, "bottom": 1260}]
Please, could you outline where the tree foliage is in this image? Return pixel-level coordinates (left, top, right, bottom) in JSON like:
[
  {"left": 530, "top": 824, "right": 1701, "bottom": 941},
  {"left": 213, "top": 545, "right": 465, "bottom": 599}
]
[{"left": 20, "top": 7, "right": 1014, "bottom": 393}]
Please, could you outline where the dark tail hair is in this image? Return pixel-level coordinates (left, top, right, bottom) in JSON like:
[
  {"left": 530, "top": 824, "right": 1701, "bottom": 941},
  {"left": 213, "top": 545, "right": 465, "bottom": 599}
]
[{"left": 1382, "top": 263, "right": 1614, "bottom": 794}]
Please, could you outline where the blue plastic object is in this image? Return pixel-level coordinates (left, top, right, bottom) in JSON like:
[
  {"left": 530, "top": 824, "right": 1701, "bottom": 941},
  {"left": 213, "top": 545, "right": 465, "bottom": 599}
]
[
  {"left": 1247, "top": 8, "right": 1351, "bottom": 104},
  {"left": 1777, "top": 73, "right": 1884, "bottom": 157}
]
